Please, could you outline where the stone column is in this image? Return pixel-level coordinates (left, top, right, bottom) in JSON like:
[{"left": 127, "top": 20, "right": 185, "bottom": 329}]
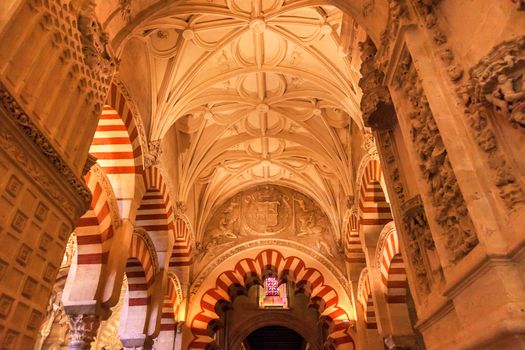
[{"left": 67, "top": 314, "right": 101, "bottom": 350}]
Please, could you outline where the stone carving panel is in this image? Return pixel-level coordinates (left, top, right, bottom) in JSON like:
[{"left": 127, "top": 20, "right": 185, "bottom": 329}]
[
  {"left": 393, "top": 48, "right": 478, "bottom": 263},
  {"left": 463, "top": 35, "right": 525, "bottom": 210},
  {"left": 199, "top": 185, "right": 341, "bottom": 266},
  {"left": 402, "top": 196, "right": 443, "bottom": 294}
]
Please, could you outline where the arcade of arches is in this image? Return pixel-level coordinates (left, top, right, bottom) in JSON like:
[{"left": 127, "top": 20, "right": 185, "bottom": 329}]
[{"left": 0, "top": 0, "right": 524, "bottom": 349}]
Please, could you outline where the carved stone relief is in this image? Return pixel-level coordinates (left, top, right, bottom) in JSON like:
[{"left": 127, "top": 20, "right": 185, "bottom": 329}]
[
  {"left": 144, "top": 140, "right": 162, "bottom": 169},
  {"left": 402, "top": 196, "right": 442, "bottom": 294},
  {"left": 78, "top": 4, "right": 116, "bottom": 78},
  {"left": 377, "top": 130, "right": 405, "bottom": 203},
  {"left": 463, "top": 36, "right": 525, "bottom": 210},
  {"left": 197, "top": 185, "right": 342, "bottom": 268},
  {"left": 393, "top": 49, "right": 478, "bottom": 263}
]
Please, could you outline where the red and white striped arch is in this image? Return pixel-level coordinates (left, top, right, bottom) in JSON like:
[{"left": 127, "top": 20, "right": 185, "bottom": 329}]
[
  {"left": 358, "top": 159, "right": 392, "bottom": 228},
  {"left": 189, "top": 249, "right": 354, "bottom": 349},
  {"left": 169, "top": 216, "right": 192, "bottom": 268},
  {"left": 89, "top": 83, "right": 144, "bottom": 219},
  {"left": 127, "top": 230, "right": 157, "bottom": 306},
  {"left": 89, "top": 83, "right": 143, "bottom": 175},
  {"left": 75, "top": 168, "right": 119, "bottom": 266},
  {"left": 377, "top": 223, "right": 407, "bottom": 304},
  {"left": 136, "top": 167, "right": 174, "bottom": 266},
  {"left": 343, "top": 211, "right": 365, "bottom": 264},
  {"left": 119, "top": 229, "right": 159, "bottom": 338},
  {"left": 160, "top": 273, "right": 182, "bottom": 332},
  {"left": 357, "top": 269, "right": 377, "bottom": 330}
]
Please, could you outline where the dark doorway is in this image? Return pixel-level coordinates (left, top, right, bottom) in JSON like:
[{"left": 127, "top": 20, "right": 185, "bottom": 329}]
[{"left": 243, "top": 325, "right": 307, "bottom": 350}]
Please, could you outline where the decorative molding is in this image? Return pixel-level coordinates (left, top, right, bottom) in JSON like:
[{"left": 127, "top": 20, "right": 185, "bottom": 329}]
[
  {"left": 113, "top": 77, "right": 148, "bottom": 160},
  {"left": 168, "top": 272, "right": 184, "bottom": 306},
  {"left": 0, "top": 82, "right": 91, "bottom": 211},
  {"left": 133, "top": 228, "right": 160, "bottom": 275}
]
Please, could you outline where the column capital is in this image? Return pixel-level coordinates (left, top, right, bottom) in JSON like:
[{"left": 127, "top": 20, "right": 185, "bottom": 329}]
[{"left": 67, "top": 313, "right": 101, "bottom": 350}]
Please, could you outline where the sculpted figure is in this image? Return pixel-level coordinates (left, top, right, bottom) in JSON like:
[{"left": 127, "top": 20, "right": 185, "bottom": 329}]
[{"left": 486, "top": 74, "right": 525, "bottom": 128}]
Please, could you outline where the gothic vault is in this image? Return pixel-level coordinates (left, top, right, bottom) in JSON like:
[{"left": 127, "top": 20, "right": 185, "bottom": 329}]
[{"left": 0, "top": 0, "right": 524, "bottom": 349}]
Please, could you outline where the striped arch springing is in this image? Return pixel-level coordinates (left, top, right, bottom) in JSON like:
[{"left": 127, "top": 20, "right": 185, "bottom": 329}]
[
  {"left": 358, "top": 159, "right": 392, "bottom": 227},
  {"left": 344, "top": 211, "right": 365, "bottom": 264},
  {"left": 357, "top": 269, "right": 377, "bottom": 330},
  {"left": 190, "top": 249, "right": 354, "bottom": 349},
  {"left": 160, "top": 274, "right": 182, "bottom": 332},
  {"left": 127, "top": 229, "right": 158, "bottom": 305},
  {"left": 170, "top": 217, "right": 192, "bottom": 267},
  {"left": 377, "top": 223, "right": 408, "bottom": 304},
  {"left": 119, "top": 229, "right": 159, "bottom": 337},
  {"left": 75, "top": 167, "right": 119, "bottom": 266},
  {"left": 136, "top": 167, "right": 174, "bottom": 264},
  {"left": 89, "top": 83, "right": 142, "bottom": 175}
]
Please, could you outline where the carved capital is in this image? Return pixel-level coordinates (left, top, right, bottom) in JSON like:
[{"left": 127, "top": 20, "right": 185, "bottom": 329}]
[{"left": 67, "top": 314, "right": 100, "bottom": 350}]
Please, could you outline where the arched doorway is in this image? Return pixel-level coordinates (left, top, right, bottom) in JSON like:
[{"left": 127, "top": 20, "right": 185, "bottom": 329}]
[{"left": 243, "top": 326, "right": 308, "bottom": 350}]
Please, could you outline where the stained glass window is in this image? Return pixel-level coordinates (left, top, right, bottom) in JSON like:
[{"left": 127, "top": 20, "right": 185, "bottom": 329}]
[
  {"left": 264, "top": 276, "right": 280, "bottom": 296},
  {"left": 260, "top": 276, "right": 288, "bottom": 308}
]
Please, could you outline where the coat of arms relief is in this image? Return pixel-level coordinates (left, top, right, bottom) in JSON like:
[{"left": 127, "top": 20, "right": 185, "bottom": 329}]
[{"left": 201, "top": 185, "right": 340, "bottom": 265}]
